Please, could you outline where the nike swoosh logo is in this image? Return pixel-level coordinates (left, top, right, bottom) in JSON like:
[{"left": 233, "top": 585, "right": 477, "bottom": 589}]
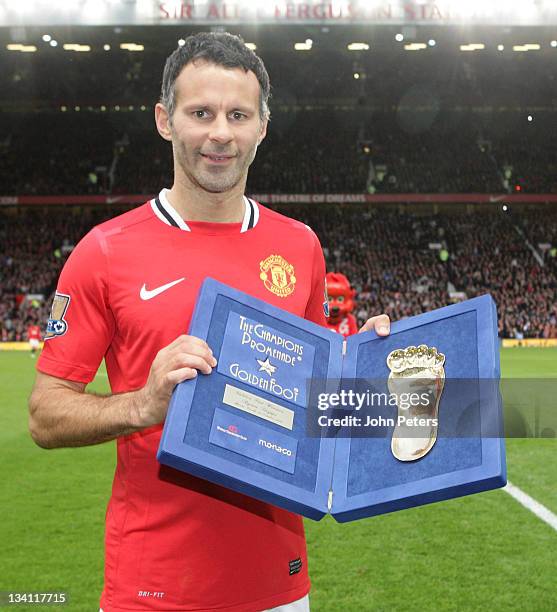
[{"left": 140, "top": 277, "right": 185, "bottom": 300}]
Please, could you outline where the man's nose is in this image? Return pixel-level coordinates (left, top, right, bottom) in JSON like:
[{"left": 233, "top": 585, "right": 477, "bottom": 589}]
[{"left": 208, "top": 114, "right": 233, "bottom": 144}]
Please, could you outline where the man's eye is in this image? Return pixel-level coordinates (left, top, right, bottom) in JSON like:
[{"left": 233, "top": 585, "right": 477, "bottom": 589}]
[
  {"left": 194, "top": 110, "right": 207, "bottom": 118},
  {"left": 232, "top": 112, "right": 246, "bottom": 120}
]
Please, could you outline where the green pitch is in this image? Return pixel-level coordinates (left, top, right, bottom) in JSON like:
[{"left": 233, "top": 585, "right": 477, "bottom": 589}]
[{"left": 0, "top": 349, "right": 555, "bottom": 611}]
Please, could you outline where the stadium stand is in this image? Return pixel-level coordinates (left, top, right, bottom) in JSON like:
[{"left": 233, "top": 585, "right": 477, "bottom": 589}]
[
  {"left": 1, "top": 33, "right": 555, "bottom": 340},
  {"left": 1, "top": 205, "right": 556, "bottom": 340},
  {"left": 1, "top": 110, "right": 556, "bottom": 196},
  {"left": 0, "top": 207, "right": 114, "bottom": 341},
  {"left": 2, "top": 41, "right": 557, "bottom": 196}
]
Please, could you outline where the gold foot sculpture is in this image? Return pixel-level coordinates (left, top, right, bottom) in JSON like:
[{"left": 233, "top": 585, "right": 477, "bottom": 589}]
[{"left": 387, "top": 345, "right": 446, "bottom": 462}]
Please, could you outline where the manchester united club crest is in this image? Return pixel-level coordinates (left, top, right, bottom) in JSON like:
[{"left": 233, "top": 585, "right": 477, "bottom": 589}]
[{"left": 259, "top": 255, "right": 296, "bottom": 298}]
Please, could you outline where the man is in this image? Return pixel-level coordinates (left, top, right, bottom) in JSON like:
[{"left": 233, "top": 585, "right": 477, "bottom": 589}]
[
  {"left": 29, "top": 32, "right": 390, "bottom": 612},
  {"left": 27, "top": 322, "right": 42, "bottom": 357}
]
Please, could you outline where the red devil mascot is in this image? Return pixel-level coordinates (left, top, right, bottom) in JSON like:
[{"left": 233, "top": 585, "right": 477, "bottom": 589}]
[{"left": 325, "top": 272, "right": 358, "bottom": 337}]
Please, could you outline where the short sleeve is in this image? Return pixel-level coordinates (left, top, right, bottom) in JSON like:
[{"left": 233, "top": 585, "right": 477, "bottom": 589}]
[
  {"left": 37, "top": 227, "right": 115, "bottom": 384},
  {"left": 304, "top": 230, "right": 328, "bottom": 327}
]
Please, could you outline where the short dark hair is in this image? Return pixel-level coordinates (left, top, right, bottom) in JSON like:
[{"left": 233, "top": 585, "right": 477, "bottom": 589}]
[{"left": 160, "top": 32, "right": 271, "bottom": 121}]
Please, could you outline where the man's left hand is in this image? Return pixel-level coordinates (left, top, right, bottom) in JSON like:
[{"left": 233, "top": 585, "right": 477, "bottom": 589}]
[{"left": 359, "top": 314, "right": 391, "bottom": 335}]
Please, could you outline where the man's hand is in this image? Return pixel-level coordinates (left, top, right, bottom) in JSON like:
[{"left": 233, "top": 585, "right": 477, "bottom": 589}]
[
  {"left": 358, "top": 314, "right": 391, "bottom": 336},
  {"left": 136, "top": 335, "right": 217, "bottom": 428},
  {"left": 29, "top": 334, "right": 217, "bottom": 449}
]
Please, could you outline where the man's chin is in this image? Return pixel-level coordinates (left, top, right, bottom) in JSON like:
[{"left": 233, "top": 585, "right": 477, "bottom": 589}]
[
  {"left": 180, "top": 161, "right": 245, "bottom": 194},
  {"left": 199, "top": 180, "right": 238, "bottom": 193},
  {"left": 194, "top": 171, "right": 239, "bottom": 194}
]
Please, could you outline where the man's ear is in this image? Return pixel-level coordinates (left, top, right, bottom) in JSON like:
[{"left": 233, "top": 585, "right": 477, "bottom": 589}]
[
  {"left": 258, "top": 117, "right": 268, "bottom": 145},
  {"left": 155, "top": 103, "right": 173, "bottom": 142}
]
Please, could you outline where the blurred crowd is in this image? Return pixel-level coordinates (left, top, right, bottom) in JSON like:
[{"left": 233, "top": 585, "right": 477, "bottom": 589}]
[
  {"left": 1, "top": 205, "right": 556, "bottom": 341},
  {"left": 1, "top": 111, "right": 556, "bottom": 196},
  {"left": 296, "top": 206, "right": 557, "bottom": 338},
  {"left": 0, "top": 207, "right": 113, "bottom": 342}
]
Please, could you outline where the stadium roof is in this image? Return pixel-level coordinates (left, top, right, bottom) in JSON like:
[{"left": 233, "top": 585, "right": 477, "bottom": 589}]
[{"left": 2, "top": 0, "right": 557, "bottom": 28}]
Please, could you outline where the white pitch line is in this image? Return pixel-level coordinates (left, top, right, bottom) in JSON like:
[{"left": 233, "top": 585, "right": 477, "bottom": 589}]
[{"left": 504, "top": 481, "right": 557, "bottom": 532}]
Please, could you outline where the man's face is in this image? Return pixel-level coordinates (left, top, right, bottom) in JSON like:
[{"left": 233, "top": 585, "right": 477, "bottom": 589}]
[{"left": 164, "top": 60, "right": 267, "bottom": 194}]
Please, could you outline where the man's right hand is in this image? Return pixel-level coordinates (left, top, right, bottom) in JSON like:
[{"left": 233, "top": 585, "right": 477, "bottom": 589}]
[{"left": 136, "top": 334, "right": 217, "bottom": 428}]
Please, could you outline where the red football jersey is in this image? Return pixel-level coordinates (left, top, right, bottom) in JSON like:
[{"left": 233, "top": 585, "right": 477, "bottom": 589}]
[
  {"left": 27, "top": 325, "right": 41, "bottom": 341},
  {"left": 38, "top": 190, "right": 327, "bottom": 612},
  {"left": 328, "top": 314, "right": 358, "bottom": 338}
]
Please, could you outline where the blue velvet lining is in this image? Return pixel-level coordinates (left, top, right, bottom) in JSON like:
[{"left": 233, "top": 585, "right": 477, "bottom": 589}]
[{"left": 346, "top": 310, "right": 482, "bottom": 497}]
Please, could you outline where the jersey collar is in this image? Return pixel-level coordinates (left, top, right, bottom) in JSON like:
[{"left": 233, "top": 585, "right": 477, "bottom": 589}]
[{"left": 151, "top": 188, "right": 259, "bottom": 233}]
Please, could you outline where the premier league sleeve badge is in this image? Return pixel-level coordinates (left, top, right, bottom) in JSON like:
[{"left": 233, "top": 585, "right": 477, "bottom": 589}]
[{"left": 45, "top": 292, "right": 71, "bottom": 339}]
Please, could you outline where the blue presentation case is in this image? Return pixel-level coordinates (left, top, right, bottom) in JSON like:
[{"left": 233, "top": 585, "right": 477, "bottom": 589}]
[{"left": 158, "top": 278, "right": 506, "bottom": 522}]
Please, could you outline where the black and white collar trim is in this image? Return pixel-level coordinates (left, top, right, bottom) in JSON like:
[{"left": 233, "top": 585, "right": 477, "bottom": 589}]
[{"left": 151, "top": 188, "right": 259, "bottom": 233}]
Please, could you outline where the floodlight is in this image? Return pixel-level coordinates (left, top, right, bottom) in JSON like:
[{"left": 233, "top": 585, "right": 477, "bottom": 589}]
[
  {"left": 120, "top": 43, "right": 144, "bottom": 51},
  {"left": 404, "top": 43, "right": 427, "bottom": 51},
  {"left": 347, "top": 43, "right": 370, "bottom": 51},
  {"left": 63, "top": 44, "right": 91, "bottom": 52},
  {"left": 7, "top": 44, "right": 37, "bottom": 52}
]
